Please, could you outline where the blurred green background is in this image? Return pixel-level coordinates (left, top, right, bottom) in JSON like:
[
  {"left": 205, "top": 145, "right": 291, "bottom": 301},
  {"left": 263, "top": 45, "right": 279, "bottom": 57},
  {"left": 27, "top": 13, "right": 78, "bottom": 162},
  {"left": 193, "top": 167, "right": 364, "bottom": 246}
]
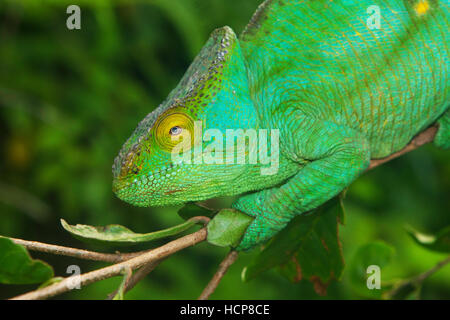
[{"left": 0, "top": 0, "right": 449, "bottom": 299}]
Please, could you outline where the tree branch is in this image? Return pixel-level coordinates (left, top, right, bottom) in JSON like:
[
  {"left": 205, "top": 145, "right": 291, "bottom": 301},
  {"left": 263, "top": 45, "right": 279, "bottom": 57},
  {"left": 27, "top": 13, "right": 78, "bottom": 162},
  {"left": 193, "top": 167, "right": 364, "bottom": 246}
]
[
  {"left": 10, "top": 228, "right": 207, "bottom": 300},
  {"left": 198, "top": 250, "right": 239, "bottom": 300},
  {"left": 6, "top": 237, "right": 148, "bottom": 263},
  {"left": 106, "top": 259, "right": 164, "bottom": 299},
  {"left": 385, "top": 255, "right": 450, "bottom": 299},
  {"left": 413, "top": 255, "right": 450, "bottom": 284}
]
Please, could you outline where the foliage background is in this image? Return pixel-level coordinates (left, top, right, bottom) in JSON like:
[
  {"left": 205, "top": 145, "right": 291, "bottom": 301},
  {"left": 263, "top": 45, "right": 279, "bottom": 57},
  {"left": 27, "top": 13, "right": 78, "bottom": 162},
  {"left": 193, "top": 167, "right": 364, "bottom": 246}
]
[{"left": 0, "top": 0, "right": 449, "bottom": 299}]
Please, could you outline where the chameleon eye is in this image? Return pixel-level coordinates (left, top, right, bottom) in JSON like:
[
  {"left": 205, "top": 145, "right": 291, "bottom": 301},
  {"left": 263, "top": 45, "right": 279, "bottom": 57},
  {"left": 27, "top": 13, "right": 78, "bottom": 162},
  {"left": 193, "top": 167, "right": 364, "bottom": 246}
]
[
  {"left": 153, "top": 111, "right": 194, "bottom": 152},
  {"left": 169, "top": 126, "right": 183, "bottom": 136}
]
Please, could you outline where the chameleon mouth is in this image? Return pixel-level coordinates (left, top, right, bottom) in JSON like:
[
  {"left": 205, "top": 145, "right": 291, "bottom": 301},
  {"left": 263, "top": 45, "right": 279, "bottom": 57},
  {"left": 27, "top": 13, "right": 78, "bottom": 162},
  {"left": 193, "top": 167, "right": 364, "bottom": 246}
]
[
  {"left": 112, "top": 176, "right": 139, "bottom": 195},
  {"left": 113, "top": 175, "right": 184, "bottom": 198},
  {"left": 112, "top": 179, "right": 127, "bottom": 194}
]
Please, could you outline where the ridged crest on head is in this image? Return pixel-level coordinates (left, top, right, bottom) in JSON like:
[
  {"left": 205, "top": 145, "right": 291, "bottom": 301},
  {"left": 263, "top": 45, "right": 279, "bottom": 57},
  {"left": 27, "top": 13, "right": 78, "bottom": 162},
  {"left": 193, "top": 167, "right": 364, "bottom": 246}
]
[{"left": 112, "top": 26, "right": 238, "bottom": 181}]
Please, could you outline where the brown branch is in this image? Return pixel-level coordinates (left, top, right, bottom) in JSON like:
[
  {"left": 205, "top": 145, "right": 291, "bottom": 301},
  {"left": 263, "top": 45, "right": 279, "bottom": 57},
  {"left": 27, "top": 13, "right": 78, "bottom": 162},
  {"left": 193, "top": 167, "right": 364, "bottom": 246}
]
[
  {"left": 10, "top": 228, "right": 207, "bottom": 300},
  {"left": 368, "top": 125, "right": 437, "bottom": 170},
  {"left": 198, "top": 250, "right": 239, "bottom": 300},
  {"left": 105, "top": 220, "right": 212, "bottom": 298},
  {"left": 111, "top": 266, "right": 133, "bottom": 300},
  {"left": 6, "top": 237, "right": 147, "bottom": 263},
  {"left": 385, "top": 255, "right": 450, "bottom": 299},
  {"left": 414, "top": 255, "right": 450, "bottom": 284},
  {"left": 106, "top": 259, "right": 164, "bottom": 300},
  {"left": 121, "top": 260, "right": 162, "bottom": 292}
]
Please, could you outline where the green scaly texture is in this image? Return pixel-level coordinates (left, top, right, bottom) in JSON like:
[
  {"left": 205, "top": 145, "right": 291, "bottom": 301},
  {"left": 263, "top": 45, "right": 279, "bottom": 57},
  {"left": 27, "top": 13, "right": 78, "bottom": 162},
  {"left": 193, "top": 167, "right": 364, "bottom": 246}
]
[{"left": 113, "top": 0, "right": 449, "bottom": 251}]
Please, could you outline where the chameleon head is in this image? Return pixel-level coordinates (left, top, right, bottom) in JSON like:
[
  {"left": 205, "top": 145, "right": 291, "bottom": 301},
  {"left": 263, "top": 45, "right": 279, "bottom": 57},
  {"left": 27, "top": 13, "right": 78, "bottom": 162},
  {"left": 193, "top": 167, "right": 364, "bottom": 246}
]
[{"left": 112, "top": 26, "right": 262, "bottom": 207}]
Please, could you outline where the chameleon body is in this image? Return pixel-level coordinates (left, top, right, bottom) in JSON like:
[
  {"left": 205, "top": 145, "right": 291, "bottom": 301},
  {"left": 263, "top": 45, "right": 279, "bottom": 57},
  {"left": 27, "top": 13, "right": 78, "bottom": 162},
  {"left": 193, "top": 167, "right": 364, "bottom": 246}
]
[{"left": 113, "top": 0, "right": 449, "bottom": 250}]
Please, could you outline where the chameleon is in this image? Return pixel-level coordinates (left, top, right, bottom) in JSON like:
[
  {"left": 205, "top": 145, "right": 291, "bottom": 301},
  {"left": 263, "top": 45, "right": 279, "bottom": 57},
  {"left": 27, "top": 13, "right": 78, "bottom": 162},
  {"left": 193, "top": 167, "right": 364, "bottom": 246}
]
[{"left": 112, "top": 0, "right": 449, "bottom": 251}]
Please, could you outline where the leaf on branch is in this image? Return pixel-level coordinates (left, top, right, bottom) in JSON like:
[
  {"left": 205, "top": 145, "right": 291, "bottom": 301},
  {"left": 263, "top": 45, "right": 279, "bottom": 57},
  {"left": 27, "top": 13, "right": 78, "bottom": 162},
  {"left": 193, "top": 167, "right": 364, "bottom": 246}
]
[
  {"left": 241, "top": 196, "right": 346, "bottom": 296},
  {"left": 61, "top": 217, "right": 203, "bottom": 246},
  {"left": 178, "top": 202, "right": 216, "bottom": 221},
  {"left": 38, "top": 277, "right": 64, "bottom": 289},
  {"left": 0, "top": 237, "right": 54, "bottom": 285},
  {"left": 207, "top": 209, "right": 254, "bottom": 248},
  {"left": 406, "top": 225, "right": 450, "bottom": 253},
  {"left": 348, "top": 241, "right": 395, "bottom": 298}
]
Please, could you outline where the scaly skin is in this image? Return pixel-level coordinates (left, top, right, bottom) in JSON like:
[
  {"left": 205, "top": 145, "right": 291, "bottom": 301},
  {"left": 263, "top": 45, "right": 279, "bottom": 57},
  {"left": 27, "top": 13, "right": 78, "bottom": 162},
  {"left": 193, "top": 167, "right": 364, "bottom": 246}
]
[{"left": 113, "top": 0, "right": 449, "bottom": 251}]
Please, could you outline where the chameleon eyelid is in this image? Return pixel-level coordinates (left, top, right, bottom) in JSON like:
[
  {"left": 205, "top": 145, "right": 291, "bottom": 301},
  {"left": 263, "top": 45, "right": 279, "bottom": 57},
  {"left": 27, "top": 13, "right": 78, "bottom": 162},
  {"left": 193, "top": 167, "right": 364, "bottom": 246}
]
[{"left": 169, "top": 126, "right": 183, "bottom": 136}]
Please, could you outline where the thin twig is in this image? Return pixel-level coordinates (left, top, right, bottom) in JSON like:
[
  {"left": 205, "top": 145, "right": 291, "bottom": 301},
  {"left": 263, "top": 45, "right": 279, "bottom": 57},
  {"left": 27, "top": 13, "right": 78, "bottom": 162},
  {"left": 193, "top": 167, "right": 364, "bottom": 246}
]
[
  {"left": 122, "top": 260, "right": 162, "bottom": 292},
  {"left": 111, "top": 266, "right": 133, "bottom": 300},
  {"left": 385, "top": 255, "right": 450, "bottom": 299},
  {"left": 10, "top": 228, "right": 207, "bottom": 300},
  {"left": 414, "top": 255, "right": 450, "bottom": 284},
  {"left": 106, "top": 259, "right": 164, "bottom": 299},
  {"left": 198, "top": 250, "right": 239, "bottom": 300},
  {"left": 6, "top": 237, "right": 146, "bottom": 263},
  {"left": 5, "top": 216, "right": 210, "bottom": 263}
]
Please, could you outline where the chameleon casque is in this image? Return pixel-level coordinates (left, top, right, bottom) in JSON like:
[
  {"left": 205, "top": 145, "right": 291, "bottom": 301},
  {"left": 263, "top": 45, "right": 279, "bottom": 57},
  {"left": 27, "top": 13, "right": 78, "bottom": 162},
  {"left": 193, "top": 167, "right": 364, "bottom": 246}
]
[{"left": 113, "top": 0, "right": 449, "bottom": 251}]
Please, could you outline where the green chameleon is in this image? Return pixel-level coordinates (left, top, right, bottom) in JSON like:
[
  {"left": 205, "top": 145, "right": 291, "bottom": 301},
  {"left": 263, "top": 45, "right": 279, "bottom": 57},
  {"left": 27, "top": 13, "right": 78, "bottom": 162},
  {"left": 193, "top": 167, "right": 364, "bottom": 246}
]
[{"left": 113, "top": 0, "right": 449, "bottom": 251}]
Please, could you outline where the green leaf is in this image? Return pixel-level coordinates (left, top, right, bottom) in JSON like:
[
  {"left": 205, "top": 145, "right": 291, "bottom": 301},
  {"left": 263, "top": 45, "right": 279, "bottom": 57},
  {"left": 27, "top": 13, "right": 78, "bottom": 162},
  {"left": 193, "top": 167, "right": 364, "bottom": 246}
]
[
  {"left": 348, "top": 241, "right": 395, "bottom": 298},
  {"left": 61, "top": 217, "right": 203, "bottom": 246},
  {"left": 207, "top": 209, "right": 254, "bottom": 248},
  {"left": 38, "top": 277, "right": 64, "bottom": 289},
  {"left": 406, "top": 225, "right": 450, "bottom": 253},
  {"left": 177, "top": 202, "right": 216, "bottom": 221},
  {"left": 0, "top": 237, "right": 54, "bottom": 285},
  {"left": 242, "top": 196, "right": 345, "bottom": 296}
]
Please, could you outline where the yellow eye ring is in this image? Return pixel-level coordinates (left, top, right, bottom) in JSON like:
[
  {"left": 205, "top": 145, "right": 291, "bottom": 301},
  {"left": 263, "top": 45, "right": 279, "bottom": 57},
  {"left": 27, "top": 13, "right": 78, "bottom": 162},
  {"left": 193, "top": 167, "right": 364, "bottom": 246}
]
[{"left": 153, "top": 111, "right": 194, "bottom": 152}]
